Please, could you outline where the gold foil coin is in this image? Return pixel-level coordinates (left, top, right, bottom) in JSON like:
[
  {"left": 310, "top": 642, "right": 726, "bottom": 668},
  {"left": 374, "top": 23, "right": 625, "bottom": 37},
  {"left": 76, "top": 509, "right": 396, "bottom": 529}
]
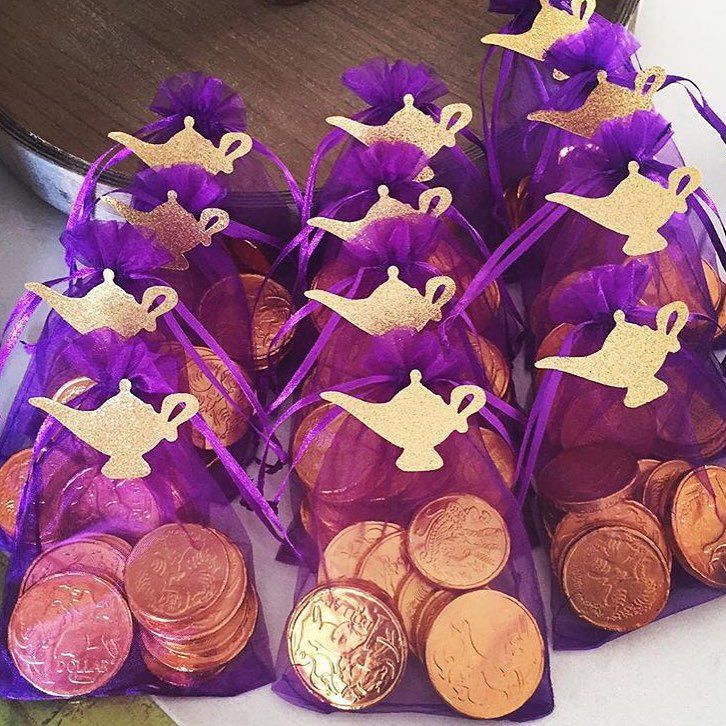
[
  {"left": 395, "top": 570, "right": 437, "bottom": 651},
  {"left": 407, "top": 493, "right": 510, "bottom": 589},
  {"left": 0, "top": 449, "right": 32, "bottom": 537},
  {"left": 562, "top": 526, "right": 670, "bottom": 632},
  {"left": 425, "top": 590, "right": 545, "bottom": 718},
  {"left": 286, "top": 583, "right": 407, "bottom": 710}
]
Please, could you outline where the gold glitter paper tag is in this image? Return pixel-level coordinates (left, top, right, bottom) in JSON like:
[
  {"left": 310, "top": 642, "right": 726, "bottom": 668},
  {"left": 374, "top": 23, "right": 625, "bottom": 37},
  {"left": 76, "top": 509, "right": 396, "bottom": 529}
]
[
  {"left": 108, "top": 116, "right": 252, "bottom": 174},
  {"left": 26, "top": 269, "right": 178, "bottom": 338},
  {"left": 547, "top": 162, "right": 701, "bottom": 255},
  {"left": 321, "top": 369, "right": 486, "bottom": 471},
  {"left": 105, "top": 190, "right": 230, "bottom": 270},
  {"left": 528, "top": 66, "right": 666, "bottom": 138},
  {"left": 29, "top": 379, "right": 199, "bottom": 479},
  {"left": 305, "top": 266, "right": 456, "bottom": 335},
  {"left": 308, "top": 185, "right": 451, "bottom": 241},
  {"left": 326, "top": 96, "right": 472, "bottom": 181},
  {"left": 535, "top": 301, "right": 689, "bottom": 407},
  {"left": 481, "top": 0, "right": 595, "bottom": 62}
]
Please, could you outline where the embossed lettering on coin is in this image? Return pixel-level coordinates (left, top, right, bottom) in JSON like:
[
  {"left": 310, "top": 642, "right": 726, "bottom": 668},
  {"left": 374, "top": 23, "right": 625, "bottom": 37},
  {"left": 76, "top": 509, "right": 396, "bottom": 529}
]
[
  {"left": 8, "top": 573, "right": 132, "bottom": 696},
  {"left": 425, "top": 589, "right": 545, "bottom": 718},
  {"left": 408, "top": 493, "right": 510, "bottom": 589},
  {"left": 286, "top": 584, "right": 407, "bottom": 710}
]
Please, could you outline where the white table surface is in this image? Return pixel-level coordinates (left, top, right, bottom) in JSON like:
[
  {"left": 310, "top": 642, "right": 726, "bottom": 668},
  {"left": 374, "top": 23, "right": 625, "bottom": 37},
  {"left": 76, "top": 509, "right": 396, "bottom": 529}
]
[{"left": 1, "top": 2, "right": 726, "bottom": 724}]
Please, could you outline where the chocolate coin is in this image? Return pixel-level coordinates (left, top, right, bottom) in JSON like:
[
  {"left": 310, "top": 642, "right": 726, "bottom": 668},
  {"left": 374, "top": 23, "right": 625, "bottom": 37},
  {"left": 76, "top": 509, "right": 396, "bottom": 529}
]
[
  {"left": 0, "top": 449, "right": 31, "bottom": 537},
  {"left": 286, "top": 583, "right": 407, "bottom": 710},
  {"left": 356, "top": 530, "right": 410, "bottom": 599},
  {"left": 395, "top": 570, "right": 437, "bottom": 650},
  {"left": 641, "top": 460, "right": 691, "bottom": 524}
]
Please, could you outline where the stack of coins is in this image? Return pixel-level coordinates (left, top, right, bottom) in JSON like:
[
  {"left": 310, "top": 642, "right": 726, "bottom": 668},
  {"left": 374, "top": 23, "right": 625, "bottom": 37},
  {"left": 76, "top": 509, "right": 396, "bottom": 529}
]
[
  {"left": 287, "top": 493, "right": 546, "bottom": 718},
  {"left": 541, "top": 456, "right": 726, "bottom": 632},
  {"left": 198, "top": 273, "right": 293, "bottom": 371},
  {"left": 8, "top": 534, "right": 134, "bottom": 696},
  {"left": 125, "top": 523, "right": 258, "bottom": 686},
  {"left": 8, "top": 523, "right": 256, "bottom": 695}
]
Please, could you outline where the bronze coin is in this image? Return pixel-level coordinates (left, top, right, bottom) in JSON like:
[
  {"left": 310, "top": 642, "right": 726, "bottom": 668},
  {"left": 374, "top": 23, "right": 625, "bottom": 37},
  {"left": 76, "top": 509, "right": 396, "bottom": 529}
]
[
  {"left": 241, "top": 273, "right": 294, "bottom": 369},
  {"left": 533, "top": 323, "right": 576, "bottom": 389},
  {"left": 320, "top": 521, "right": 403, "bottom": 583},
  {"left": 141, "top": 643, "right": 223, "bottom": 687},
  {"left": 8, "top": 573, "right": 133, "bottom": 696},
  {"left": 550, "top": 500, "right": 671, "bottom": 580},
  {"left": 0, "top": 449, "right": 32, "bottom": 537},
  {"left": 561, "top": 526, "right": 670, "bottom": 632},
  {"left": 425, "top": 590, "right": 545, "bottom": 719},
  {"left": 465, "top": 331, "right": 511, "bottom": 400},
  {"left": 411, "top": 588, "right": 455, "bottom": 661},
  {"left": 641, "top": 460, "right": 691, "bottom": 525},
  {"left": 356, "top": 530, "right": 410, "bottom": 599},
  {"left": 395, "top": 570, "right": 437, "bottom": 651},
  {"left": 670, "top": 466, "right": 726, "bottom": 588},
  {"left": 478, "top": 427, "right": 516, "bottom": 489},
  {"left": 229, "top": 239, "right": 271, "bottom": 275},
  {"left": 407, "top": 493, "right": 510, "bottom": 590},
  {"left": 184, "top": 346, "right": 252, "bottom": 449},
  {"left": 21, "top": 536, "right": 128, "bottom": 593},
  {"left": 286, "top": 583, "right": 407, "bottom": 710},
  {"left": 539, "top": 497, "right": 564, "bottom": 540},
  {"left": 537, "top": 444, "right": 638, "bottom": 513},
  {"left": 632, "top": 459, "right": 662, "bottom": 500},
  {"left": 291, "top": 403, "right": 346, "bottom": 491}
]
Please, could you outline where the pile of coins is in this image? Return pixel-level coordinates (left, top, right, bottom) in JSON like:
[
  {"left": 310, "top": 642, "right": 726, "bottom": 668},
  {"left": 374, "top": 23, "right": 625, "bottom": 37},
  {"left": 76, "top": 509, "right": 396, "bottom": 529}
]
[
  {"left": 286, "top": 493, "right": 546, "bottom": 718},
  {"left": 8, "top": 523, "right": 256, "bottom": 695},
  {"left": 541, "top": 452, "right": 726, "bottom": 632},
  {"left": 127, "top": 523, "right": 258, "bottom": 687}
]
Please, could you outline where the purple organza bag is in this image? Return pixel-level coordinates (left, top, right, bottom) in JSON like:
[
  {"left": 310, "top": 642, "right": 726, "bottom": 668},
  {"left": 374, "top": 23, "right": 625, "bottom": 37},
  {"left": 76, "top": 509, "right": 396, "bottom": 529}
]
[
  {"left": 302, "top": 58, "right": 498, "bottom": 243},
  {"left": 272, "top": 331, "right": 553, "bottom": 719},
  {"left": 0, "top": 333, "right": 276, "bottom": 698}
]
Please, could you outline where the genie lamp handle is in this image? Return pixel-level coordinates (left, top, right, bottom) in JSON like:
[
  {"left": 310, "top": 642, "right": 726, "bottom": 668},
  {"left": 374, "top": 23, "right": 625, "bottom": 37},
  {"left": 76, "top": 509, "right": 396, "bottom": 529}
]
[
  {"left": 424, "top": 275, "right": 456, "bottom": 313},
  {"left": 418, "top": 187, "right": 452, "bottom": 217},
  {"left": 668, "top": 166, "right": 701, "bottom": 205},
  {"left": 218, "top": 131, "right": 253, "bottom": 163},
  {"left": 438, "top": 103, "right": 473, "bottom": 142},
  {"left": 159, "top": 393, "right": 200, "bottom": 441},
  {"left": 572, "top": 0, "right": 596, "bottom": 22},
  {"left": 199, "top": 207, "right": 230, "bottom": 240},
  {"left": 449, "top": 384, "right": 487, "bottom": 430},
  {"left": 634, "top": 67, "right": 666, "bottom": 98},
  {"left": 140, "top": 286, "right": 179, "bottom": 331},
  {"left": 656, "top": 301, "right": 689, "bottom": 350}
]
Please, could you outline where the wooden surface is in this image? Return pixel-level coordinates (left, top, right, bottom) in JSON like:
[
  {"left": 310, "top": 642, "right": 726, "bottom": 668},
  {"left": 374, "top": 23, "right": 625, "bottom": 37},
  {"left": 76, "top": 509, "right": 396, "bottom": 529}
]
[{"left": 0, "top": 0, "right": 634, "bottom": 181}]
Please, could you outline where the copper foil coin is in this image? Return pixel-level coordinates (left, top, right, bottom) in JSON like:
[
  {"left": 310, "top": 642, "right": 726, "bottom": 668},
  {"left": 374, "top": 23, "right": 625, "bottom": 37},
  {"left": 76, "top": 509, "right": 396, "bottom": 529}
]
[
  {"left": 562, "top": 526, "right": 670, "bottom": 632},
  {"left": 641, "top": 460, "right": 691, "bottom": 524},
  {"left": 0, "top": 449, "right": 31, "bottom": 537},
  {"left": 356, "top": 530, "right": 410, "bottom": 599},
  {"left": 286, "top": 583, "right": 407, "bottom": 710},
  {"left": 407, "top": 494, "right": 510, "bottom": 589},
  {"left": 9, "top": 573, "right": 132, "bottom": 696}
]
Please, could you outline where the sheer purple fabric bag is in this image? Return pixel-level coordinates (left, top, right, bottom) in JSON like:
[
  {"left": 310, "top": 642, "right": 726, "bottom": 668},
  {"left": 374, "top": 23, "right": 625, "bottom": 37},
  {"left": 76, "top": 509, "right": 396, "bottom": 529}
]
[
  {"left": 272, "top": 331, "right": 553, "bottom": 719},
  {"left": 0, "top": 332, "right": 275, "bottom": 698}
]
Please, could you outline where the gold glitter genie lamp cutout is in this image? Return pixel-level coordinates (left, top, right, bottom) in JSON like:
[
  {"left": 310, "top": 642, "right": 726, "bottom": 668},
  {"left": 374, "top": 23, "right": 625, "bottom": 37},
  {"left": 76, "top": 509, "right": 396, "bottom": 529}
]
[
  {"left": 535, "top": 301, "right": 689, "bottom": 408},
  {"left": 108, "top": 116, "right": 253, "bottom": 174},
  {"left": 25, "top": 269, "right": 178, "bottom": 338},
  {"left": 29, "top": 379, "right": 199, "bottom": 479},
  {"left": 547, "top": 161, "right": 701, "bottom": 256},
  {"left": 104, "top": 190, "right": 230, "bottom": 270},
  {"left": 326, "top": 95, "right": 472, "bottom": 182},
  {"left": 321, "top": 369, "right": 486, "bottom": 471},
  {"left": 481, "top": 0, "right": 595, "bottom": 63},
  {"left": 528, "top": 66, "right": 667, "bottom": 138},
  {"left": 307, "top": 185, "right": 452, "bottom": 241},
  {"left": 305, "top": 266, "right": 456, "bottom": 336}
]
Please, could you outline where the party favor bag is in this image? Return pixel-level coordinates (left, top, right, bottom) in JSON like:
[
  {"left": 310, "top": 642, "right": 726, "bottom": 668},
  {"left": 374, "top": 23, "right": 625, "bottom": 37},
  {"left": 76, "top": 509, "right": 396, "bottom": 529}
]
[
  {"left": 0, "top": 333, "right": 278, "bottom": 698},
  {"left": 273, "top": 330, "right": 552, "bottom": 719}
]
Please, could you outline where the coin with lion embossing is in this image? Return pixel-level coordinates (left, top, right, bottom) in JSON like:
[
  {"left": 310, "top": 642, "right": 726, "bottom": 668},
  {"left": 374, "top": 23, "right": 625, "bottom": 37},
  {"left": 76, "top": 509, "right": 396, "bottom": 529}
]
[
  {"left": 425, "top": 589, "right": 544, "bottom": 718},
  {"left": 9, "top": 572, "right": 132, "bottom": 696},
  {"left": 286, "top": 584, "right": 407, "bottom": 710},
  {"left": 561, "top": 526, "right": 670, "bottom": 631},
  {"left": 407, "top": 494, "right": 510, "bottom": 589}
]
